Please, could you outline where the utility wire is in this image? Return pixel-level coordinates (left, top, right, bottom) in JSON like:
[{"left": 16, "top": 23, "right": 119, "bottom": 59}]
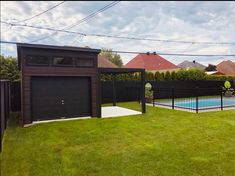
[
  {"left": 15, "top": 1, "right": 65, "bottom": 23},
  {"left": 1, "top": 40, "right": 235, "bottom": 57},
  {"left": 31, "top": 1, "right": 120, "bottom": 42},
  {"left": 81, "top": 34, "right": 235, "bottom": 45},
  {"left": 1, "top": 20, "right": 235, "bottom": 46},
  {"left": 173, "top": 43, "right": 195, "bottom": 60},
  {"left": 65, "top": 1, "right": 120, "bottom": 29},
  {"left": 109, "top": 49, "right": 235, "bottom": 57},
  {"left": 1, "top": 21, "right": 84, "bottom": 34}
]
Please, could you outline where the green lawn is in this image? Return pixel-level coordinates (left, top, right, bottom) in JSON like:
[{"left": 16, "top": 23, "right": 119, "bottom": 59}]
[{"left": 1, "top": 102, "right": 235, "bottom": 176}]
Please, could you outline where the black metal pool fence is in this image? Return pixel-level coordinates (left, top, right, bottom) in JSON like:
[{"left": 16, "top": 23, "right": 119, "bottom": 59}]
[{"left": 152, "top": 87, "right": 235, "bottom": 113}]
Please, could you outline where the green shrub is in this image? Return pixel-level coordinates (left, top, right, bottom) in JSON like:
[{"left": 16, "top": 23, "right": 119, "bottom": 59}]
[{"left": 224, "top": 81, "right": 231, "bottom": 89}]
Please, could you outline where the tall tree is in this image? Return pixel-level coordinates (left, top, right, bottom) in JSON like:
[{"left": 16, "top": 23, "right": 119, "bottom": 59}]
[
  {"left": 0, "top": 55, "right": 20, "bottom": 82},
  {"left": 171, "top": 71, "right": 177, "bottom": 80},
  {"left": 100, "top": 48, "right": 123, "bottom": 67},
  {"left": 154, "top": 71, "right": 163, "bottom": 81},
  {"left": 164, "top": 71, "right": 171, "bottom": 80}
]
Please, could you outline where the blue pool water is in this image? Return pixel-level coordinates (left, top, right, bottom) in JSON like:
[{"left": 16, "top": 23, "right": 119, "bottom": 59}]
[{"left": 156, "top": 98, "right": 235, "bottom": 110}]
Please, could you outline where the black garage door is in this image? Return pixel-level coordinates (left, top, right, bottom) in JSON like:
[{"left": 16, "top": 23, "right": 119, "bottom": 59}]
[{"left": 31, "top": 76, "right": 91, "bottom": 121}]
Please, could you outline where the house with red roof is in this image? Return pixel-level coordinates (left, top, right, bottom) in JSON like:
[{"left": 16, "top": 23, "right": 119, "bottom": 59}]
[
  {"left": 216, "top": 60, "right": 235, "bottom": 76},
  {"left": 124, "top": 53, "right": 178, "bottom": 72},
  {"left": 98, "top": 55, "right": 118, "bottom": 68}
]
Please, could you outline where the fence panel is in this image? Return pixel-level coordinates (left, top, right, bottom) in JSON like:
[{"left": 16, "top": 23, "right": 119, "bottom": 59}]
[
  {"left": 0, "top": 80, "right": 10, "bottom": 152},
  {"left": 101, "top": 81, "right": 141, "bottom": 104},
  {"left": 153, "top": 87, "right": 235, "bottom": 113},
  {"left": 11, "top": 81, "right": 21, "bottom": 112}
]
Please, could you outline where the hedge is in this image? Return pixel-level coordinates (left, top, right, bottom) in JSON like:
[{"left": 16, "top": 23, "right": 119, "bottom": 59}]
[{"left": 101, "top": 69, "right": 235, "bottom": 83}]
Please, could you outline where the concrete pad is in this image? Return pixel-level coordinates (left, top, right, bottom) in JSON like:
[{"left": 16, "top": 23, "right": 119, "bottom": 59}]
[
  {"left": 101, "top": 106, "right": 141, "bottom": 118},
  {"left": 29, "top": 116, "right": 91, "bottom": 126}
]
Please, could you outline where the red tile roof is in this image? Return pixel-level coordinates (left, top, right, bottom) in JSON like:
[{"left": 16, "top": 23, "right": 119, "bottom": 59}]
[
  {"left": 216, "top": 60, "right": 235, "bottom": 75},
  {"left": 124, "top": 54, "right": 178, "bottom": 71},
  {"left": 98, "top": 55, "right": 118, "bottom": 68}
]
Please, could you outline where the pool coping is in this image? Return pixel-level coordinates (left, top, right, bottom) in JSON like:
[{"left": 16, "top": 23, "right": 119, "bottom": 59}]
[{"left": 147, "top": 103, "right": 235, "bottom": 113}]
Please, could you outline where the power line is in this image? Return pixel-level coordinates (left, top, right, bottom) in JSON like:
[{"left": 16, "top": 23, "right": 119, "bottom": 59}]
[
  {"left": 1, "top": 21, "right": 84, "bottom": 34},
  {"left": 15, "top": 1, "right": 65, "bottom": 23},
  {"left": 173, "top": 43, "right": 195, "bottom": 60},
  {"left": 1, "top": 20, "right": 235, "bottom": 46},
  {"left": 1, "top": 40, "right": 235, "bottom": 57},
  {"left": 31, "top": 1, "right": 120, "bottom": 42},
  {"left": 110, "top": 50, "right": 235, "bottom": 57},
  {"left": 65, "top": 1, "right": 120, "bottom": 29},
  {"left": 83, "top": 35, "right": 235, "bottom": 45}
]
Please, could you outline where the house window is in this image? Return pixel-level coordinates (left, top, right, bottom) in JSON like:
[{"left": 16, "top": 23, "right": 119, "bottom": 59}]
[
  {"left": 53, "top": 57, "right": 73, "bottom": 66},
  {"left": 26, "top": 55, "right": 49, "bottom": 66},
  {"left": 76, "top": 57, "right": 94, "bottom": 67}
]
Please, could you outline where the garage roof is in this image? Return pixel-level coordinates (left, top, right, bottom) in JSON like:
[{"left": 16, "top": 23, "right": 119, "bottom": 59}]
[
  {"left": 17, "top": 43, "right": 101, "bottom": 53},
  {"left": 17, "top": 43, "right": 101, "bottom": 70}
]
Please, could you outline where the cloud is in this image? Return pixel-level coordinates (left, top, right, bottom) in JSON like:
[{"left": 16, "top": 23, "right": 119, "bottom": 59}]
[{"left": 1, "top": 1, "right": 235, "bottom": 65}]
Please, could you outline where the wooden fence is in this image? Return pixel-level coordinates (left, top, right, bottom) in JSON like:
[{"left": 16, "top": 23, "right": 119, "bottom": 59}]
[{"left": 0, "top": 80, "right": 10, "bottom": 152}]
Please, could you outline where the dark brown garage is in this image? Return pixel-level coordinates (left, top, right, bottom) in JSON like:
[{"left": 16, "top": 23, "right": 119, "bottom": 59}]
[{"left": 17, "top": 43, "right": 100, "bottom": 125}]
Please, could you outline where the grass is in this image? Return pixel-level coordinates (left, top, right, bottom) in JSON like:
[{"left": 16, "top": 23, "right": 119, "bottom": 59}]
[{"left": 1, "top": 102, "right": 235, "bottom": 176}]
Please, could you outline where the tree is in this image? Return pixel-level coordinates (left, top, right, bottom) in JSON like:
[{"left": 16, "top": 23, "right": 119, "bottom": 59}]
[
  {"left": 154, "top": 71, "right": 163, "bottom": 81},
  {"left": 161, "top": 72, "right": 165, "bottom": 80},
  {"left": 0, "top": 55, "right": 20, "bottom": 82},
  {"left": 171, "top": 71, "right": 177, "bottom": 80},
  {"left": 148, "top": 72, "right": 154, "bottom": 81},
  {"left": 164, "top": 71, "right": 171, "bottom": 80},
  {"left": 205, "top": 64, "right": 217, "bottom": 71},
  {"left": 100, "top": 48, "right": 123, "bottom": 67}
]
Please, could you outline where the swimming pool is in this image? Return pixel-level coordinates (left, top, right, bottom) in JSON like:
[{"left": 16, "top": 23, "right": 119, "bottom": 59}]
[{"left": 155, "top": 97, "right": 235, "bottom": 111}]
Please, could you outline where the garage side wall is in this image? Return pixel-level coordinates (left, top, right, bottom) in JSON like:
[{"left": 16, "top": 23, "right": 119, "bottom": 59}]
[{"left": 18, "top": 46, "right": 99, "bottom": 125}]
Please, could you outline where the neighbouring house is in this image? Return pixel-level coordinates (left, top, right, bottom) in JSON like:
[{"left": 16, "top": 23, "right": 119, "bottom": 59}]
[
  {"left": 98, "top": 55, "right": 118, "bottom": 68},
  {"left": 178, "top": 60, "right": 206, "bottom": 70},
  {"left": 216, "top": 60, "right": 235, "bottom": 76},
  {"left": 124, "top": 53, "right": 178, "bottom": 72}
]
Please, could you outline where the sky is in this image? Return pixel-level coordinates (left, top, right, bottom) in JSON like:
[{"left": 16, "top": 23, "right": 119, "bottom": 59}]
[{"left": 1, "top": 1, "right": 235, "bottom": 66}]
